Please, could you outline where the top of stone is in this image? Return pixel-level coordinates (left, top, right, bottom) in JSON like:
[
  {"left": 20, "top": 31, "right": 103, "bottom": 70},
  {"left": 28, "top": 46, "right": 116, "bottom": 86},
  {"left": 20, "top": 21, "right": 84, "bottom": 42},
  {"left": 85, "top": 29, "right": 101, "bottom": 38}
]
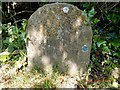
[{"left": 27, "top": 3, "right": 87, "bottom": 38}]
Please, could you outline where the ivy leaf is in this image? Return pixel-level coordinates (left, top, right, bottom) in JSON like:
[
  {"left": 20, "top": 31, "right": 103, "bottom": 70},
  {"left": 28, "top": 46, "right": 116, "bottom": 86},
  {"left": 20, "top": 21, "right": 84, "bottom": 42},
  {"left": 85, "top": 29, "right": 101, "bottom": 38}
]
[
  {"left": 8, "top": 45, "right": 14, "bottom": 52},
  {"left": 88, "top": 7, "right": 96, "bottom": 18},
  {"left": 113, "top": 52, "right": 120, "bottom": 58},
  {"left": 93, "top": 18, "right": 100, "bottom": 24},
  {"left": 103, "top": 46, "right": 110, "bottom": 53},
  {"left": 111, "top": 40, "right": 120, "bottom": 48},
  {"left": 97, "top": 41, "right": 106, "bottom": 47}
]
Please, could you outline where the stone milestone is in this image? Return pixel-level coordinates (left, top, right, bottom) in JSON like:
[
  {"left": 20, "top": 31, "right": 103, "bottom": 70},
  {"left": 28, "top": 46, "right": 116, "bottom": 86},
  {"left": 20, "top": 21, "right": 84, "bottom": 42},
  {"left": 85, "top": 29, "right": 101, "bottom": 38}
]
[{"left": 26, "top": 3, "right": 92, "bottom": 76}]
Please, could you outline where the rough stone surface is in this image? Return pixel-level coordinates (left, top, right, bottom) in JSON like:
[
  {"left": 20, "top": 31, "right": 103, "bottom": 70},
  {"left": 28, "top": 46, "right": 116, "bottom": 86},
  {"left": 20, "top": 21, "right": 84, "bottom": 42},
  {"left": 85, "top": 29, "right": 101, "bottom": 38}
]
[{"left": 26, "top": 3, "right": 92, "bottom": 76}]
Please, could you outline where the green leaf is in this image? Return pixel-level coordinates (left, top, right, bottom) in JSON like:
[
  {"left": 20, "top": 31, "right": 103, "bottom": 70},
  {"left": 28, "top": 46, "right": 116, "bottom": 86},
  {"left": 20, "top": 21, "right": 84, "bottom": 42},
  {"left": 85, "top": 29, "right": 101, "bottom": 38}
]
[
  {"left": 0, "top": 54, "right": 10, "bottom": 62},
  {"left": 88, "top": 7, "right": 96, "bottom": 18},
  {"left": 83, "top": 3, "right": 90, "bottom": 8},
  {"left": 113, "top": 52, "right": 120, "bottom": 58},
  {"left": 3, "top": 37, "right": 9, "bottom": 44},
  {"left": 111, "top": 40, "right": 120, "bottom": 48},
  {"left": 97, "top": 41, "right": 106, "bottom": 47},
  {"left": 22, "top": 19, "right": 27, "bottom": 30},
  {"left": 82, "top": 10, "right": 90, "bottom": 25},
  {"left": 93, "top": 18, "right": 100, "bottom": 24},
  {"left": 103, "top": 46, "right": 110, "bottom": 53},
  {"left": 9, "top": 38, "right": 14, "bottom": 43},
  {"left": 8, "top": 45, "right": 14, "bottom": 52}
]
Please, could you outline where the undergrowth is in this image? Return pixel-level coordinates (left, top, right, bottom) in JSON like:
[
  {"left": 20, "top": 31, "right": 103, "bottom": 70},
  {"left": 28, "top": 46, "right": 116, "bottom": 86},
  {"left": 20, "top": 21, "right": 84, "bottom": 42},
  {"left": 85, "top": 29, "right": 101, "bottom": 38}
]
[{"left": 0, "top": 2, "right": 119, "bottom": 89}]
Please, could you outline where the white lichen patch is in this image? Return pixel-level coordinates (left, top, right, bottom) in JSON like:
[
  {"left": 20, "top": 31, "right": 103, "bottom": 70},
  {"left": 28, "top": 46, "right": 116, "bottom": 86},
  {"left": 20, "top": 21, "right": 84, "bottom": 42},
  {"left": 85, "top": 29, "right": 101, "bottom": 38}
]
[
  {"left": 73, "top": 16, "right": 82, "bottom": 28},
  {"left": 57, "top": 29, "right": 63, "bottom": 39}
]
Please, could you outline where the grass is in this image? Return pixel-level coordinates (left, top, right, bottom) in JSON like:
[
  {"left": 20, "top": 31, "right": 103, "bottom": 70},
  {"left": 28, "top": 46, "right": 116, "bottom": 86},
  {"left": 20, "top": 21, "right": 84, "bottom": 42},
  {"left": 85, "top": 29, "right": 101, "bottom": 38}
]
[
  {"left": 0, "top": 58, "right": 119, "bottom": 88},
  {"left": 1, "top": 7, "right": 119, "bottom": 88}
]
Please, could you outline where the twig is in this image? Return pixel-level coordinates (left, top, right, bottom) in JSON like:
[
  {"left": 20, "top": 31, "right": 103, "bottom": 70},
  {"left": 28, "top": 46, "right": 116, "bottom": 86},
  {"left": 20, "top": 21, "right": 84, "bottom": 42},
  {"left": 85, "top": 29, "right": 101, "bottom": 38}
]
[
  {"left": 8, "top": 11, "right": 34, "bottom": 19},
  {"left": 0, "top": 50, "right": 27, "bottom": 56},
  {"left": 107, "top": 3, "right": 119, "bottom": 11},
  {"left": 103, "top": 20, "right": 112, "bottom": 30}
]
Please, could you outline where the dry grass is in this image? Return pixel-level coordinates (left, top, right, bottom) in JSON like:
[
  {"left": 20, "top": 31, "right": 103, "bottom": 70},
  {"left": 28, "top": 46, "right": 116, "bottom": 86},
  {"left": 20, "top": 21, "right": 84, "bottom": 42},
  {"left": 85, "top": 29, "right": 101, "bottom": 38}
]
[
  {"left": 0, "top": 62, "right": 79, "bottom": 88},
  {"left": 0, "top": 60, "right": 119, "bottom": 89}
]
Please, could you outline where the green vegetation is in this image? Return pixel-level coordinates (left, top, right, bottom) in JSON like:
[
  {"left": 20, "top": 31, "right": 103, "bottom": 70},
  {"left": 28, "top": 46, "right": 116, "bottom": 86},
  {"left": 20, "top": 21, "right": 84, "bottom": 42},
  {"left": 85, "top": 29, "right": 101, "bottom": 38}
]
[{"left": 0, "top": 2, "right": 119, "bottom": 88}]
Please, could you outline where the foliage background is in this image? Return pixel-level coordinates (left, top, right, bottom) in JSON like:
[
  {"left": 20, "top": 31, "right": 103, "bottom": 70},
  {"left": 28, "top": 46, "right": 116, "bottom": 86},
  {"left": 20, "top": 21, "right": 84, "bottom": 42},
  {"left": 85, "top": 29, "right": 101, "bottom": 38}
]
[{"left": 0, "top": 2, "right": 120, "bottom": 88}]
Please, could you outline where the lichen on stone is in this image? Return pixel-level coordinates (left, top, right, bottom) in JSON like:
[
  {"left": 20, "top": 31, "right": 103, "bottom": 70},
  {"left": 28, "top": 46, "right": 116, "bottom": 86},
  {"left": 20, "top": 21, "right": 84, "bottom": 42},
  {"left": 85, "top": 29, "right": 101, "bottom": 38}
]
[{"left": 26, "top": 3, "right": 92, "bottom": 77}]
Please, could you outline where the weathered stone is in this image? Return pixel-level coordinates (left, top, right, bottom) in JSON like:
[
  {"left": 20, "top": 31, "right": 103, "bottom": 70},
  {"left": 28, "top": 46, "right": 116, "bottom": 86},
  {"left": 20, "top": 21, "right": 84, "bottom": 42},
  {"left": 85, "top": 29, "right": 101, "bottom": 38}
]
[{"left": 26, "top": 3, "right": 92, "bottom": 76}]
